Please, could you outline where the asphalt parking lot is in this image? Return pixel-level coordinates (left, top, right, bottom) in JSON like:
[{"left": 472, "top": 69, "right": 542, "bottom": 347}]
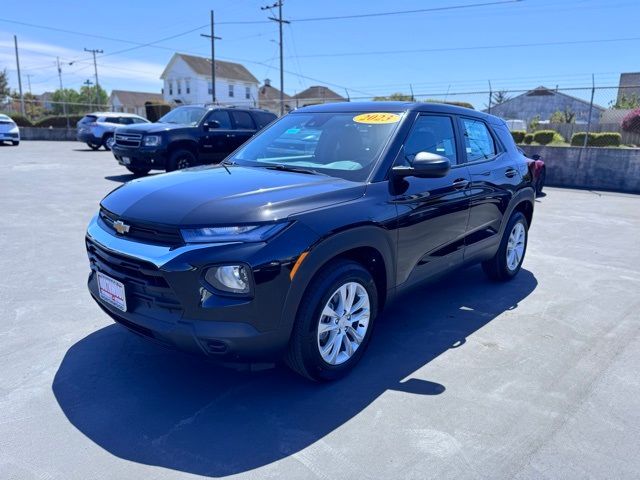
[{"left": 1, "top": 141, "right": 639, "bottom": 479}]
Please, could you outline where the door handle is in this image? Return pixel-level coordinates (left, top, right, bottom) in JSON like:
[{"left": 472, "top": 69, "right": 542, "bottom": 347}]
[
  {"left": 452, "top": 178, "right": 469, "bottom": 189},
  {"left": 226, "top": 133, "right": 236, "bottom": 138},
  {"left": 505, "top": 168, "right": 518, "bottom": 178}
]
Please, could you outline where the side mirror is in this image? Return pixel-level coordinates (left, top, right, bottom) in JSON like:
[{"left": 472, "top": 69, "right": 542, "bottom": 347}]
[
  {"left": 531, "top": 154, "right": 541, "bottom": 161},
  {"left": 392, "top": 151, "right": 451, "bottom": 179},
  {"left": 203, "top": 120, "right": 221, "bottom": 131}
]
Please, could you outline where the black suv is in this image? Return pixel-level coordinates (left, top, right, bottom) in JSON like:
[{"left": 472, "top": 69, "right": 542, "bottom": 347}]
[
  {"left": 86, "top": 102, "right": 535, "bottom": 381},
  {"left": 110, "top": 105, "right": 276, "bottom": 175}
]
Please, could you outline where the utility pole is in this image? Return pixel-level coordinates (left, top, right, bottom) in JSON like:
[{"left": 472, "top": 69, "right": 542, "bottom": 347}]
[
  {"left": 57, "top": 57, "right": 70, "bottom": 128},
  {"left": 84, "top": 79, "right": 94, "bottom": 110},
  {"left": 200, "top": 10, "right": 222, "bottom": 104},
  {"left": 14, "top": 35, "right": 25, "bottom": 116},
  {"left": 84, "top": 48, "right": 103, "bottom": 108},
  {"left": 409, "top": 84, "right": 415, "bottom": 101},
  {"left": 487, "top": 80, "right": 493, "bottom": 114},
  {"left": 262, "top": 1, "right": 289, "bottom": 116},
  {"left": 582, "top": 74, "right": 596, "bottom": 151},
  {"left": 26, "top": 74, "right": 33, "bottom": 94}
]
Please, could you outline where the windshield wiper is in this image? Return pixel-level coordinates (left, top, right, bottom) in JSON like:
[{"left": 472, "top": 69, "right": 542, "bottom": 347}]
[{"left": 259, "top": 164, "right": 328, "bottom": 176}]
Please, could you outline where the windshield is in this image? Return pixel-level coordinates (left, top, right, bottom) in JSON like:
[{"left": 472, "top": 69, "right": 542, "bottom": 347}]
[
  {"left": 227, "top": 112, "right": 401, "bottom": 181},
  {"left": 159, "top": 106, "right": 207, "bottom": 126}
]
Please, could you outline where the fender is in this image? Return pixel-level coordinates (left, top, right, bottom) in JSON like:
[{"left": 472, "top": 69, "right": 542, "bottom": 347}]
[
  {"left": 500, "top": 186, "right": 535, "bottom": 236},
  {"left": 278, "top": 225, "right": 396, "bottom": 335}
]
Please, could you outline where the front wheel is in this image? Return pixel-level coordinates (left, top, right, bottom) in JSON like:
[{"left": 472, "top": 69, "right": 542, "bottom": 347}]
[
  {"left": 286, "top": 260, "right": 378, "bottom": 381},
  {"left": 166, "top": 149, "right": 196, "bottom": 171},
  {"left": 11, "top": 141, "right": 19, "bottom": 146},
  {"left": 482, "top": 211, "right": 528, "bottom": 281},
  {"left": 103, "top": 135, "right": 115, "bottom": 151},
  {"left": 87, "top": 142, "right": 100, "bottom": 151}
]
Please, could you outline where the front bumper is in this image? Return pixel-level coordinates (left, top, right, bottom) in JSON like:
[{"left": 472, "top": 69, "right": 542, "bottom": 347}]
[
  {"left": 0, "top": 131, "right": 19, "bottom": 141},
  {"left": 112, "top": 145, "right": 168, "bottom": 170},
  {"left": 85, "top": 215, "right": 316, "bottom": 360}
]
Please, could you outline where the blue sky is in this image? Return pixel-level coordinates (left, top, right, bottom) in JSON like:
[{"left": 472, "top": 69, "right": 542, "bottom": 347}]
[{"left": 1, "top": 0, "right": 638, "bottom": 108}]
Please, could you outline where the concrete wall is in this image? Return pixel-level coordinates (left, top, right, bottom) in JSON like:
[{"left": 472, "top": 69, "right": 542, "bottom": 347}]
[
  {"left": 21, "top": 128, "right": 76, "bottom": 141},
  {"left": 520, "top": 145, "right": 640, "bottom": 194}
]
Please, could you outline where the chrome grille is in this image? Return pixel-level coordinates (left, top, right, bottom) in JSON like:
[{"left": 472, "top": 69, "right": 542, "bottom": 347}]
[{"left": 115, "top": 132, "right": 142, "bottom": 148}]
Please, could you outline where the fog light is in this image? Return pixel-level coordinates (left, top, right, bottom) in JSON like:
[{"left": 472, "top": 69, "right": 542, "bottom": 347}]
[{"left": 205, "top": 265, "right": 252, "bottom": 295}]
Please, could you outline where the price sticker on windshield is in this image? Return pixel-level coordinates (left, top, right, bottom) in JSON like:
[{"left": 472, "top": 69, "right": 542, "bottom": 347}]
[{"left": 353, "top": 113, "right": 401, "bottom": 124}]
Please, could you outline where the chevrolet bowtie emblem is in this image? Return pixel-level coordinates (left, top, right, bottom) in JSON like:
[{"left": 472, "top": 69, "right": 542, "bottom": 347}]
[{"left": 113, "top": 220, "right": 130, "bottom": 235}]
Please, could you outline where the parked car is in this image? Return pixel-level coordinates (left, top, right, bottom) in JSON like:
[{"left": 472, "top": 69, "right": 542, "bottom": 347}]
[
  {"left": 85, "top": 102, "right": 535, "bottom": 381},
  {"left": 0, "top": 114, "right": 20, "bottom": 146},
  {"left": 77, "top": 112, "right": 149, "bottom": 151},
  {"left": 110, "top": 105, "right": 277, "bottom": 175},
  {"left": 519, "top": 148, "right": 546, "bottom": 195}
]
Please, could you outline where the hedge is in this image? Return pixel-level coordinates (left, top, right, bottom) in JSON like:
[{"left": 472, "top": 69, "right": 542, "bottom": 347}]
[
  {"left": 524, "top": 133, "right": 534, "bottom": 144},
  {"left": 533, "top": 130, "right": 564, "bottom": 145},
  {"left": 511, "top": 130, "right": 526, "bottom": 144},
  {"left": 621, "top": 108, "right": 640, "bottom": 134},
  {"left": 34, "top": 115, "right": 85, "bottom": 128},
  {"left": 571, "top": 132, "right": 621, "bottom": 147},
  {"left": 1, "top": 112, "right": 32, "bottom": 127}
]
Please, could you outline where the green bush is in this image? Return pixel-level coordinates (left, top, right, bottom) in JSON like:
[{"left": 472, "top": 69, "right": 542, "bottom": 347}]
[
  {"left": 34, "top": 115, "right": 84, "bottom": 128},
  {"left": 1, "top": 112, "right": 32, "bottom": 127},
  {"left": 524, "top": 133, "right": 534, "bottom": 144},
  {"left": 533, "top": 130, "right": 564, "bottom": 145},
  {"left": 592, "top": 132, "right": 621, "bottom": 147},
  {"left": 571, "top": 132, "right": 621, "bottom": 147},
  {"left": 511, "top": 130, "right": 526, "bottom": 144}
]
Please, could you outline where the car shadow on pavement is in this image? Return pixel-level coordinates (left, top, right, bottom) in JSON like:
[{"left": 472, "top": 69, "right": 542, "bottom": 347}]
[{"left": 52, "top": 266, "right": 536, "bottom": 477}]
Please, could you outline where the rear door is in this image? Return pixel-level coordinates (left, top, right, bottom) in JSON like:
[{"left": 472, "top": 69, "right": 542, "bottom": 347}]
[
  {"left": 458, "top": 116, "right": 520, "bottom": 258},
  {"left": 200, "top": 110, "right": 234, "bottom": 163},
  {"left": 229, "top": 110, "right": 257, "bottom": 150},
  {"left": 392, "top": 113, "right": 471, "bottom": 287}
]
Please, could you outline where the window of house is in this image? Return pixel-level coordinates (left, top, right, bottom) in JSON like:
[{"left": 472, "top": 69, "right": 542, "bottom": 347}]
[
  {"left": 228, "top": 84, "right": 235, "bottom": 98},
  {"left": 401, "top": 115, "right": 458, "bottom": 164},
  {"left": 186, "top": 79, "right": 191, "bottom": 95},
  {"left": 177, "top": 80, "right": 182, "bottom": 95},
  {"left": 461, "top": 118, "right": 497, "bottom": 162},
  {"left": 245, "top": 86, "right": 251, "bottom": 100},
  {"left": 168, "top": 81, "right": 173, "bottom": 96}
]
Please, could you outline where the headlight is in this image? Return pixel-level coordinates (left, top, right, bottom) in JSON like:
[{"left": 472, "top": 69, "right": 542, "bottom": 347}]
[
  {"left": 143, "top": 135, "right": 161, "bottom": 146},
  {"left": 181, "top": 222, "right": 289, "bottom": 243},
  {"left": 205, "top": 265, "right": 252, "bottom": 295}
]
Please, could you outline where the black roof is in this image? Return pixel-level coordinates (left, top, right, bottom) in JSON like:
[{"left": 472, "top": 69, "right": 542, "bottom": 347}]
[{"left": 294, "top": 101, "right": 504, "bottom": 124}]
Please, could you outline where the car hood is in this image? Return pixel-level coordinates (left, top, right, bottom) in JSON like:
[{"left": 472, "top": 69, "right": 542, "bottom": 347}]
[
  {"left": 115, "top": 122, "right": 190, "bottom": 134},
  {"left": 101, "top": 165, "right": 366, "bottom": 226}
]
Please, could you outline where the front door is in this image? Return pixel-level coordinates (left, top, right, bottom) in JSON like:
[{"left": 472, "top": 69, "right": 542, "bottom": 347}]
[
  {"left": 392, "top": 114, "right": 471, "bottom": 287},
  {"left": 229, "top": 110, "right": 258, "bottom": 151},
  {"left": 200, "top": 110, "right": 234, "bottom": 163}
]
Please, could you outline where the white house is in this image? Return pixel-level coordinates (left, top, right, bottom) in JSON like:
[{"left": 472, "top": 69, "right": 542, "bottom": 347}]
[{"left": 160, "top": 53, "right": 259, "bottom": 106}]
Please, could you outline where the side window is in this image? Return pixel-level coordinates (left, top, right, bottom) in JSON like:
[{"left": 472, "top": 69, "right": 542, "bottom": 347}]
[
  {"left": 230, "top": 111, "right": 255, "bottom": 130},
  {"left": 402, "top": 115, "right": 457, "bottom": 165},
  {"left": 132, "top": 117, "right": 147, "bottom": 124},
  {"left": 253, "top": 111, "right": 276, "bottom": 129},
  {"left": 206, "top": 110, "right": 232, "bottom": 129},
  {"left": 119, "top": 117, "right": 134, "bottom": 125},
  {"left": 461, "top": 118, "right": 497, "bottom": 162}
]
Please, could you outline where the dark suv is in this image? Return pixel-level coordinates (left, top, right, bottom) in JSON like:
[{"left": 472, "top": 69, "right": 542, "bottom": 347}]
[
  {"left": 86, "top": 102, "right": 535, "bottom": 381},
  {"left": 111, "top": 105, "right": 276, "bottom": 175}
]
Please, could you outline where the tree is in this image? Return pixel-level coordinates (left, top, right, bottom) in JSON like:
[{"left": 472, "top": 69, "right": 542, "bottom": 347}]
[
  {"left": 549, "top": 107, "right": 576, "bottom": 124},
  {"left": 51, "top": 88, "right": 82, "bottom": 114},
  {"left": 611, "top": 94, "right": 640, "bottom": 110},
  {"left": 78, "top": 84, "right": 108, "bottom": 110},
  {"left": 528, "top": 115, "right": 540, "bottom": 131},
  {"left": 0, "top": 69, "right": 9, "bottom": 99},
  {"left": 621, "top": 108, "right": 640, "bottom": 134},
  {"left": 372, "top": 92, "right": 413, "bottom": 101},
  {"left": 491, "top": 90, "right": 510, "bottom": 106}
]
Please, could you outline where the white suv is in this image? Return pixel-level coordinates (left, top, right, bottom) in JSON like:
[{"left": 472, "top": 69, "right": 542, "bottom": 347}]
[{"left": 77, "top": 112, "right": 149, "bottom": 151}]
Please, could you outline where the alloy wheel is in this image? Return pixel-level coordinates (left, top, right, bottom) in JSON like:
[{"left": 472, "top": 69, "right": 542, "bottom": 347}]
[
  {"left": 506, "top": 222, "right": 526, "bottom": 271},
  {"left": 317, "top": 281, "right": 370, "bottom": 365},
  {"left": 177, "top": 157, "right": 191, "bottom": 169}
]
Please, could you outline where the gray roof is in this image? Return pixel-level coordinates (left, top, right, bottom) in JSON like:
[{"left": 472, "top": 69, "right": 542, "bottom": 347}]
[
  {"left": 172, "top": 53, "right": 259, "bottom": 83},
  {"left": 293, "top": 86, "right": 346, "bottom": 102},
  {"left": 110, "top": 90, "right": 163, "bottom": 105}
]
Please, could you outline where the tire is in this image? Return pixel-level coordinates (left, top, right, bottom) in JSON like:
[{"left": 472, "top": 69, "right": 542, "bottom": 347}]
[
  {"left": 102, "top": 135, "right": 115, "bottom": 151},
  {"left": 11, "top": 141, "right": 19, "bottom": 146},
  {"left": 482, "top": 211, "right": 528, "bottom": 282},
  {"left": 536, "top": 167, "right": 546, "bottom": 195},
  {"left": 126, "top": 166, "right": 151, "bottom": 176},
  {"left": 286, "top": 260, "right": 378, "bottom": 381},
  {"left": 87, "top": 142, "right": 100, "bottom": 151},
  {"left": 166, "top": 149, "right": 196, "bottom": 172}
]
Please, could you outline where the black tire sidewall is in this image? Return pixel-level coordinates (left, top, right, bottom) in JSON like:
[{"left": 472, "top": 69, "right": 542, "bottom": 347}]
[
  {"left": 499, "top": 212, "right": 528, "bottom": 279},
  {"left": 102, "top": 135, "right": 114, "bottom": 151},
  {"left": 295, "top": 262, "right": 378, "bottom": 381},
  {"left": 167, "top": 149, "right": 196, "bottom": 171}
]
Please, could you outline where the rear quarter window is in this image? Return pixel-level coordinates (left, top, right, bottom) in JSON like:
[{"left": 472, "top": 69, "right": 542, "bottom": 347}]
[
  {"left": 230, "top": 111, "right": 256, "bottom": 130},
  {"left": 252, "top": 111, "right": 278, "bottom": 129},
  {"left": 79, "top": 115, "right": 97, "bottom": 124}
]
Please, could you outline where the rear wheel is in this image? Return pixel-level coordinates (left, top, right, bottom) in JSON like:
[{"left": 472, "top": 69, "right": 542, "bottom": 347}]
[
  {"left": 11, "top": 141, "right": 19, "bottom": 146},
  {"left": 126, "top": 166, "right": 150, "bottom": 176},
  {"left": 87, "top": 142, "right": 100, "bottom": 151},
  {"left": 166, "top": 149, "right": 196, "bottom": 171},
  {"left": 482, "top": 211, "right": 528, "bottom": 281},
  {"left": 286, "top": 260, "right": 378, "bottom": 381},
  {"left": 103, "top": 135, "right": 115, "bottom": 151}
]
